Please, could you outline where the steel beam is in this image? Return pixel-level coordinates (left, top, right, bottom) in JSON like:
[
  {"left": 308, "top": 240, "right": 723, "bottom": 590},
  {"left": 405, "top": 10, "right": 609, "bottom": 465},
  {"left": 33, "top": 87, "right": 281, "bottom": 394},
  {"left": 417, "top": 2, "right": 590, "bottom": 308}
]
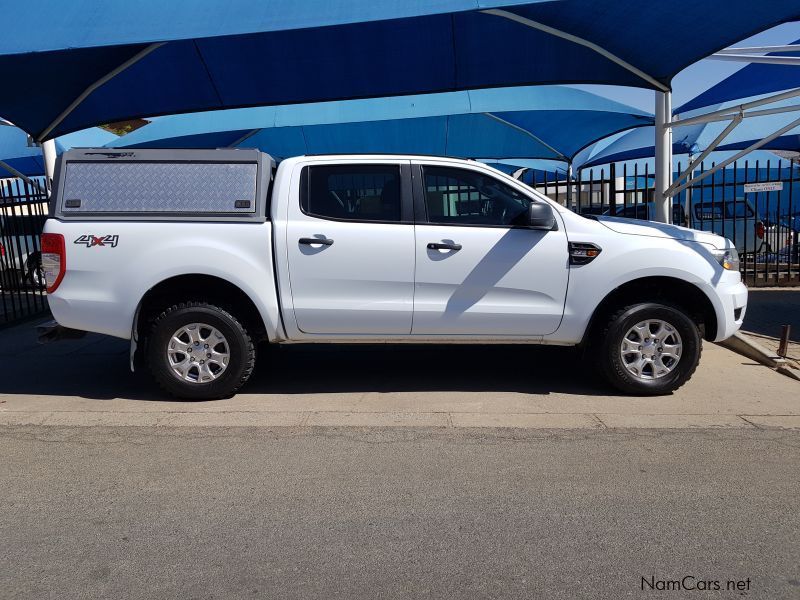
[
  {"left": 665, "top": 114, "right": 743, "bottom": 196},
  {"left": 670, "top": 87, "right": 800, "bottom": 129},
  {"left": 709, "top": 54, "right": 800, "bottom": 65},
  {"left": 0, "top": 160, "right": 47, "bottom": 193},
  {"left": 482, "top": 112, "right": 570, "bottom": 162},
  {"left": 37, "top": 42, "right": 165, "bottom": 142},
  {"left": 715, "top": 44, "right": 800, "bottom": 54},
  {"left": 668, "top": 115, "right": 800, "bottom": 197}
]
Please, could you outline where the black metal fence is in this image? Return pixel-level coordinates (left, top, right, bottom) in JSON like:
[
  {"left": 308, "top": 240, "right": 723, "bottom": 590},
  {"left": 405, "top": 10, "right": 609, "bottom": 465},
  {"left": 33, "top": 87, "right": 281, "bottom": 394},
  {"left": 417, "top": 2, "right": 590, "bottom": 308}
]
[
  {"left": 529, "top": 158, "right": 800, "bottom": 287},
  {"left": 0, "top": 178, "right": 49, "bottom": 326}
]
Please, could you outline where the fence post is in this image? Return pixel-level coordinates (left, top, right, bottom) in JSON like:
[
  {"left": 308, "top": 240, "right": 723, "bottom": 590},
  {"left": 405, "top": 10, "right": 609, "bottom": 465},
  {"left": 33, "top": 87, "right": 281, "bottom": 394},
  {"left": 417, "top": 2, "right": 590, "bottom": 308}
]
[{"left": 609, "top": 163, "right": 617, "bottom": 216}]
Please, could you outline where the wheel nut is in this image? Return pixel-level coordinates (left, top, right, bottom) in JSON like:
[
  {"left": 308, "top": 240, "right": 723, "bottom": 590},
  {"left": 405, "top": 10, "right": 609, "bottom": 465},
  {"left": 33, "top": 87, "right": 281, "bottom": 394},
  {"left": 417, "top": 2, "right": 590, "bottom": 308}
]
[
  {"left": 207, "top": 353, "right": 211, "bottom": 358},
  {"left": 200, "top": 360, "right": 205, "bottom": 365},
  {"left": 204, "top": 344, "right": 209, "bottom": 349},
  {"left": 187, "top": 347, "right": 192, "bottom": 352},
  {"left": 194, "top": 342, "right": 199, "bottom": 346},
  {"left": 638, "top": 346, "right": 642, "bottom": 350}
]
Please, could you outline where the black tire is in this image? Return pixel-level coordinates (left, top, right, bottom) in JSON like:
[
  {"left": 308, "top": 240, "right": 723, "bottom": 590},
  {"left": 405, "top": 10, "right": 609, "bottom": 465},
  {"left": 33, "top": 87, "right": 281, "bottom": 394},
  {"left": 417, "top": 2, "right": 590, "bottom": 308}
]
[
  {"left": 145, "top": 301, "right": 255, "bottom": 400},
  {"left": 24, "top": 251, "right": 43, "bottom": 289},
  {"left": 597, "top": 302, "right": 701, "bottom": 395}
]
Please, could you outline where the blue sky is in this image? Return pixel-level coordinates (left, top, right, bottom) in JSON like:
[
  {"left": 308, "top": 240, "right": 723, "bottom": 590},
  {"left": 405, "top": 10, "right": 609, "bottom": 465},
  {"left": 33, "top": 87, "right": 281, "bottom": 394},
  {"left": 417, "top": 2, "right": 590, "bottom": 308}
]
[{"left": 570, "top": 21, "right": 800, "bottom": 114}]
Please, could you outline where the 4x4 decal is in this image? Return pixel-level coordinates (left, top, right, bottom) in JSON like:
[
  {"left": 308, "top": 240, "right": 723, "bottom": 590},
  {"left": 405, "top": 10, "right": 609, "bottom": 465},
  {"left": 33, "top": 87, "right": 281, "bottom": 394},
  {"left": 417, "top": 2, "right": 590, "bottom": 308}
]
[{"left": 74, "top": 234, "right": 119, "bottom": 248}]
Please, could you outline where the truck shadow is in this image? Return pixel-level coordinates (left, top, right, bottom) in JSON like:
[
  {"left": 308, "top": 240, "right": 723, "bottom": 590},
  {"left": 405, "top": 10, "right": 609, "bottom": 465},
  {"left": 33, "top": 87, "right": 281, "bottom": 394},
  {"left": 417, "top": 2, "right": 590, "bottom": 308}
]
[
  {"left": 248, "top": 343, "right": 609, "bottom": 396},
  {"left": 0, "top": 331, "right": 613, "bottom": 399}
]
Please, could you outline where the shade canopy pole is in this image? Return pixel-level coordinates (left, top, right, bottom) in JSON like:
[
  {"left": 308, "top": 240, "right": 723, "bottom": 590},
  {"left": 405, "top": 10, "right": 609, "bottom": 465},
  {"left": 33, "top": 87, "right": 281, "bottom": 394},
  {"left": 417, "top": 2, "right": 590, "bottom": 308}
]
[
  {"left": 41, "top": 139, "right": 57, "bottom": 190},
  {"left": 654, "top": 91, "right": 673, "bottom": 223}
]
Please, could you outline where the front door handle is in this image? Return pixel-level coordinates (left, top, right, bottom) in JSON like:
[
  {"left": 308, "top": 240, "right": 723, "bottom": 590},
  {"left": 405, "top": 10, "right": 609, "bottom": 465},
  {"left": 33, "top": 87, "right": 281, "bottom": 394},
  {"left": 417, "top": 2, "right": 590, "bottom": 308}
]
[
  {"left": 427, "top": 242, "right": 462, "bottom": 251},
  {"left": 299, "top": 237, "right": 334, "bottom": 246}
]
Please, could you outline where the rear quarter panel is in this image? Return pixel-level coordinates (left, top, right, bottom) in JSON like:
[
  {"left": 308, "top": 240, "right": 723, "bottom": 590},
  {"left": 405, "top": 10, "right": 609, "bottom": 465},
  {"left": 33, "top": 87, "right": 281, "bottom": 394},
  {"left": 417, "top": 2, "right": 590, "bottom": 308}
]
[{"left": 43, "top": 219, "right": 282, "bottom": 340}]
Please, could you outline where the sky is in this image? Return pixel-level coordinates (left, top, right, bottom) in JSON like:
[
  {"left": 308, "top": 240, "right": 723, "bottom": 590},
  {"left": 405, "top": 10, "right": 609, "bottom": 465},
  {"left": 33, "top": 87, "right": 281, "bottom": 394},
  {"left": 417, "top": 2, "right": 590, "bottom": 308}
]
[{"left": 570, "top": 21, "right": 800, "bottom": 114}]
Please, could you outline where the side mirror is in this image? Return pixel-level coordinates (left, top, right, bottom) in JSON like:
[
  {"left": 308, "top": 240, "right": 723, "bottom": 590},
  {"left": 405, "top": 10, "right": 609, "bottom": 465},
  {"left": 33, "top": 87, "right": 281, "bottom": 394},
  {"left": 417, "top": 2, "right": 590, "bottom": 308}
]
[{"left": 526, "top": 202, "right": 556, "bottom": 230}]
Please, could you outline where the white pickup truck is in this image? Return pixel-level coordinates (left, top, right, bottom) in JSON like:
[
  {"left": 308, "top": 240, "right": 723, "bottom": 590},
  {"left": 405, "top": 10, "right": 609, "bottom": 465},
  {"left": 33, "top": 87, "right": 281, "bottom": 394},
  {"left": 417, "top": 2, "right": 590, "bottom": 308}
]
[{"left": 41, "top": 149, "right": 747, "bottom": 399}]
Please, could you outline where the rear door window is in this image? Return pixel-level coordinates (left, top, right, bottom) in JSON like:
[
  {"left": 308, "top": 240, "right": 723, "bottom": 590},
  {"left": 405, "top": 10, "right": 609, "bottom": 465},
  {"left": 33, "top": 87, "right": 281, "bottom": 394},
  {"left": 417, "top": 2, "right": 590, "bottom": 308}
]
[{"left": 301, "top": 164, "right": 402, "bottom": 223}]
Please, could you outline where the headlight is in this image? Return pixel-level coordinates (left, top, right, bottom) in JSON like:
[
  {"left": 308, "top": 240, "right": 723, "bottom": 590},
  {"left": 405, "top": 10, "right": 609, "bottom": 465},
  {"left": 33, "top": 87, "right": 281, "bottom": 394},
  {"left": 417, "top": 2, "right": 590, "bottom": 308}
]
[{"left": 711, "top": 248, "right": 740, "bottom": 271}]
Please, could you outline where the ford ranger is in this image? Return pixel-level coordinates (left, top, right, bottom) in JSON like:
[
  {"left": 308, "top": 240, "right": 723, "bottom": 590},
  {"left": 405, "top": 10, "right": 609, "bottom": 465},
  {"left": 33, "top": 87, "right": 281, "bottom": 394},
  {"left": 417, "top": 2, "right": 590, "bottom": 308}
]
[{"left": 40, "top": 149, "right": 747, "bottom": 399}]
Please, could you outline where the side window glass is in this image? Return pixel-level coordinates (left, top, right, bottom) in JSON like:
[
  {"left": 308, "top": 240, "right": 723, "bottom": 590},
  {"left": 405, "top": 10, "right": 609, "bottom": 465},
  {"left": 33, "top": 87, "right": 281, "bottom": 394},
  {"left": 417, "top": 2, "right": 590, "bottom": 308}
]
[
  {"left": 302, "top": 165, "right": 402, "bottom": 222},
  {"left": 694, "top": 203, "right": 723, "bottom": 221},
  {"left": 422, "top": 166, "right": 532, "bottom": 226}
]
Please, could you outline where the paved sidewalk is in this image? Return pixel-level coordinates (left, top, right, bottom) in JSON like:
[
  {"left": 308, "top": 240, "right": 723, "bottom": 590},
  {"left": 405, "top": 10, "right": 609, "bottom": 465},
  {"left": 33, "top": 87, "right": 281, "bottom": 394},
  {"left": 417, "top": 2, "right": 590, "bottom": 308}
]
[{"left": 0, "top": 317, "right": 797, "bottom": 430}]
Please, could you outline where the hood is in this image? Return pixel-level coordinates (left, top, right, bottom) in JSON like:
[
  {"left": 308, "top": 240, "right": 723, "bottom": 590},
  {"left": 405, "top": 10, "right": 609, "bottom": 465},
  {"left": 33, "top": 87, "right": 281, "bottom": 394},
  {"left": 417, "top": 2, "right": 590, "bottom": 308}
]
[{"left": 596, "top": 216, "right": 728, "bottom": 249}]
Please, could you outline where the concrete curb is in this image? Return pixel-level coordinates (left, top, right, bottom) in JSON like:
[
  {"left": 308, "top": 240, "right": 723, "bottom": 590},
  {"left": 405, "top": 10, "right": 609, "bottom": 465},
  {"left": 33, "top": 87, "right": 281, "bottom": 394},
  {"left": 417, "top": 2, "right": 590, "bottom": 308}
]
[
  {"left": 2, "top": 410, "right": 800, "bottom": 429},
  {"left": 716, "top": 331, "right": 800, "bottom": 378}
]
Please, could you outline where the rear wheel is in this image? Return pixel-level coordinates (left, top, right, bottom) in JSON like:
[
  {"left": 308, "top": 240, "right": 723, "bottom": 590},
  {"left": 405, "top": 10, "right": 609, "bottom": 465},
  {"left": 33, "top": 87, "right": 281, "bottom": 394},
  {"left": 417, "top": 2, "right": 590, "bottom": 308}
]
[
  {"left": 146, "top": 302, "right": 255, "bottom": 400},
  {"left": 597, "top": 303, "right": 701, "bottom": 395}
]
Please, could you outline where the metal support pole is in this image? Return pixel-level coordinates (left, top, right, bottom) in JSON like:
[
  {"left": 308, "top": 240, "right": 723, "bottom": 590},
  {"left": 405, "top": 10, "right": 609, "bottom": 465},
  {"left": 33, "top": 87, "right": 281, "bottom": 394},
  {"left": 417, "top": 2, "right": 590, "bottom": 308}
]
[
  {"left": 42, "top": 139, "right": 57, "bottom": 189},
  {"left": 654, "top": 91, "right": 673, "bottom": 223},
  {"left": 777, "top": 325, "right": 791, "bottom": 358},
  {"left": 566, "top": 162, "right": 574, "bottom": 207}
]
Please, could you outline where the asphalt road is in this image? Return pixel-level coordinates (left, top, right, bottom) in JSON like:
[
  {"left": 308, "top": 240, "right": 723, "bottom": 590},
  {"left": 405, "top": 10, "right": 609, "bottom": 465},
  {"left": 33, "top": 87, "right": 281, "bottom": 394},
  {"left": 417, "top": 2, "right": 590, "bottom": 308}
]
[{"left": 1, "top": 426, "right": 798, "bottom": 599}]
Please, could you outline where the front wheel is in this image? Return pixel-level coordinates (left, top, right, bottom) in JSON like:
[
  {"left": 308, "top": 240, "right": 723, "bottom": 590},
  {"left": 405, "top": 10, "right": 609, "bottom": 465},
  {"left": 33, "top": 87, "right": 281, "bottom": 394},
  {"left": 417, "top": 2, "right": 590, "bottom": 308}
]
[
  {"left": 145, "top": 302, "right": 256, "bottom": 400},
  {"left": 597, "top": 303, "right": 701, "bottom": 395}
]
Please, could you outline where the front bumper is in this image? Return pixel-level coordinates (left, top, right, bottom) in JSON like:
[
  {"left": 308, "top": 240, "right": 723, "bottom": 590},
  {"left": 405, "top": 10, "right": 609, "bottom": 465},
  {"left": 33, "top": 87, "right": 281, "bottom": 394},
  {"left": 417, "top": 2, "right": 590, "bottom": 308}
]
[{"left": 713, "top": 280, "right": 748, "bottom": 342}]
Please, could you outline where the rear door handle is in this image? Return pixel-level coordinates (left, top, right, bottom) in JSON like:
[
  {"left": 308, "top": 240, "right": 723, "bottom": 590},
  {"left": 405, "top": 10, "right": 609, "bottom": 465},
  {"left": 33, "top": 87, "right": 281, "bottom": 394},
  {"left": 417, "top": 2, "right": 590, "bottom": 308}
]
[
  {"left": 299, "top": 237, "right": 334, "bottom": 246},
  {"left": 427, "top": 242, "right": 462, "bottom": 251}
]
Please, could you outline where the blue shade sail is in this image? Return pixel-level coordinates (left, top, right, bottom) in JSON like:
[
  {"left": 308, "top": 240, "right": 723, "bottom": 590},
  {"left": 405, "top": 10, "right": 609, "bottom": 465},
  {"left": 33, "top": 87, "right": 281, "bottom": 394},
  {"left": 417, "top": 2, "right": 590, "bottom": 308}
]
[
  {"left": 108, "top": 86, "right": 652, "bottom": 161},
  {"left": 1, "top": 0, "right": 798, "bottom": 139},
  {"left": 678, "top": 39, "right": 800, "bottom": 113},
  {"left": 0, "top": 125, "right": 114, "bottom": 178},
  {"left": 0, "top": 126, "right": 54, "bottom": 177},
  {"left": 577, "top": 94, "right": 800, "bottom": 169}
]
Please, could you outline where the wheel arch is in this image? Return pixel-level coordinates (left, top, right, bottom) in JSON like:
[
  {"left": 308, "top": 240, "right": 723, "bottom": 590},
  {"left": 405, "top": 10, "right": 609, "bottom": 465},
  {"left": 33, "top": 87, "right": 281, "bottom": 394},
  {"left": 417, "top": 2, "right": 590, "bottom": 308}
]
[
  {"left": 131, "top": 274, "right": 269, "bottom": 370},
  {"left": 581, "top": 275, "right": 718, "bottom": 345}
]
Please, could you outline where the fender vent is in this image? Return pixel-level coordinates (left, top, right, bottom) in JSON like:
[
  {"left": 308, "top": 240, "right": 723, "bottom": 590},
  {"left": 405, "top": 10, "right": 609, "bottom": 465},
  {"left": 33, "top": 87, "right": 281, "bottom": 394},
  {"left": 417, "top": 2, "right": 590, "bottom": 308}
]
[{"left": 569, "top": 242, "right": 602, "bottom": 265}]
